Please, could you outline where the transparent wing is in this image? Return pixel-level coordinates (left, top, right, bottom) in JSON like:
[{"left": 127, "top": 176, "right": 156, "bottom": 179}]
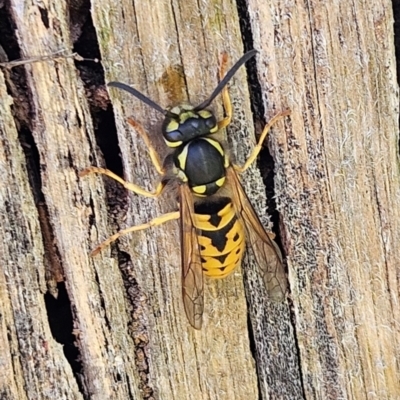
[
  {"left": 179, "top": 184, "right": 204, "bottom": 329},
  {"left": 227, "top": 167, "right": 287, "bottom": 301}
]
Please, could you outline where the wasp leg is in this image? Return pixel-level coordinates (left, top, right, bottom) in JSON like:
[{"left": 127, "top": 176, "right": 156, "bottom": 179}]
[
  {"left": 80, "top": 167, "right": 165, "bottom": 198},
  {"left": 217, "top": 52, "right": 233, "bottom": 130},
  {"left": 234, "top": 110, "right": 291, "bottom": 173},
  {"left": 91, "top": 211, "right": 180, "bottom": 256},
  {"left": 126, "top": 117, "right": 164, "bottom": 175},
  {"left": 81, "top": 116, "right": 166, "bottom": 197}
]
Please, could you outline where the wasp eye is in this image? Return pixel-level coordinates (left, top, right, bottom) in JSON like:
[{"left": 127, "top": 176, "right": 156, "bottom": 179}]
[
  {"left": 205, "top": 115, "right": 217, "bottom": 129},
  {"left": 168, "top": 129, "right": 184, "bottom": 143}
]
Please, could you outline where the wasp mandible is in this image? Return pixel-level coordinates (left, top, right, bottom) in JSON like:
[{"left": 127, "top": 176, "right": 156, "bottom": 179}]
[{"left": 81, "top": 50, "right": 289, "bottom": 329}]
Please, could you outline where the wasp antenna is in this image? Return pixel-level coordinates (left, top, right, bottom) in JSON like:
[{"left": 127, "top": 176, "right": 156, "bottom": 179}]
[
  {"left": 108, "top": 81, "right": 167, "bottom": 115},
  {"left": 193, "top": 49, "right": 258, "bottom": 111}
]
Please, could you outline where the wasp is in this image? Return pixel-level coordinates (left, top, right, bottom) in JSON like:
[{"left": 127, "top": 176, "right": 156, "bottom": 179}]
[{"left": 81, "top": 50, "right": 289, "bottom": 329}]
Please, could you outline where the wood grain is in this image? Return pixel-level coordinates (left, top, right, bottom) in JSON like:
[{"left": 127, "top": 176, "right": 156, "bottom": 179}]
[
  {"left": 247, "top": 0, "right": 400, "bottom": 398},
  {"left": 1, "top": 0, "right": 399, "bottom": 399}
]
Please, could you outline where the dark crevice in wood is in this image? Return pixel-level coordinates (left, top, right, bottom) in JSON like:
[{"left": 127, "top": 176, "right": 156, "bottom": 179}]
[
  {"left": 391, "top": 0, "right": 400, "bottom": 151},
  {"left": 1, "top": 5, "right": 66, "bottom": 299},
  {"left": 69, "top": 0, "right": 123, "bottom": 176},
  {"left": 14, "top": 95, "right": 86, "bottom": 400},
  {"left": 125, "top": 373, "right": 137, "bottom": 400},
  {"left": 17, "top": 127, "right": 43, "bottom": 201},
  {"left": 236, "top": 3, "right": 306, "bottom": 398},
  {"left": 69, "top": 7, "right": 156, "bottom": 397},
  {"left": 236, "top": 0, "right": 283, "bottom": 251},
  {"left": 246, "top": 314, "right": 262, "bottom": 400},
  {"left": 236, "top": 3, "right": 282, "bottom": 399},
  {"left": 38, "top": 5, "right": 50, "bottom": 29},
  {"left": 287, "top": 294, "right": 307, "bottom": 399},
  {"left": 0, "top": 3, "right": 20, "bottom": 61},
  {"left": 0, "top": 6, "right": 33, "bottom": 129},
  {"left": 93, "top": 266, "right": 113, "bottom": 332},
  {"left": 1, "top": 4, "right": 86, "bottom": 394},
  {"left": 118, "top": 251, "right": 155, "bottom": 400},
  {"left": 19, "top": 127, "right": 64, "bottom": 298},
  {"left": 44, "top": 284, "right": 85, "bottom": 394},
  {"left": 69, "top": 0, "right": 130, "bottom": 280}
]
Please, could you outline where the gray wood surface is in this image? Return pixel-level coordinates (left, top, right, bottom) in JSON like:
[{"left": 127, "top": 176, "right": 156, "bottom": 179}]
[{"left": 0, "top": 0, "right": 399, "bottom": 399}]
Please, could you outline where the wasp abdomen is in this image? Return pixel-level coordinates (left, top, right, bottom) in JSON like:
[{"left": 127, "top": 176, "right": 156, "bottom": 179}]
[{"left": 194, "top": 198, "right": 245, "bottom": 279}]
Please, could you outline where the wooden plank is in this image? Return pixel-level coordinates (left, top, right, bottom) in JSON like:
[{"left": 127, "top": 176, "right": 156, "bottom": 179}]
[
  {"left": 3, "top": 1, "right": 143, "bottom": 398},
  {"left": 0, "top": 72, "right": 82, "bottom": 399},
  {"left": 90, "top": 0, "right": 296, "bottom": 398},
  {"left": 246, "top": 0, "right": 400, "bottom": 398}
]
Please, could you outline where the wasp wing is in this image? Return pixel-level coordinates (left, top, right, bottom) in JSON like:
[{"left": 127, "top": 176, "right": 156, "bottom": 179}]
[
  {"left": 179, "top": 184, "right": 204, "bottom": 329},
  {"left": 227, "top": 167, "right": 287, "bottom": 301}
]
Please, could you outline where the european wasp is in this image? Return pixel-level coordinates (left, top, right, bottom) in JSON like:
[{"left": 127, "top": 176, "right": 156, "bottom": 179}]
[{"left": 81, "top": 50, "right": 289, "bottom": 329}]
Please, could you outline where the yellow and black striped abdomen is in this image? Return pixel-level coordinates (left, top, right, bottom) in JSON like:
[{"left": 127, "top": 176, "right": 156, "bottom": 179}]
[{"left": 194, "top": 198, "right": 245, "bottom": 279}]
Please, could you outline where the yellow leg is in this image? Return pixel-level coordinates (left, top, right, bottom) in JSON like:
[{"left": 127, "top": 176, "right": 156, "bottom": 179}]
[
  {"left": 127, "top": 117, "right": 164, "bottom": 175},
  {"left": 91, "top": 211, "right": 180, "bottom": 256},
  {"left": 234, "top": 110, "right": 291, "bottom": 173},
  {"left": 80, "top": 167, "right": 165, "bottom": 198},
  {"left": 81, "top": 116, "right": 165, "bottom": 197},
  {"left": 217, "top": 52, "right": 233, "bottom": 130}
]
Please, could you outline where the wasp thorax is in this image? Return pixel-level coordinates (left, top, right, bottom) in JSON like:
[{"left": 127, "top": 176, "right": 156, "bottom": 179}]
[
  {"left": 173, "top": 137, "right": 227, "bottom": 197},
  {"left": 162, "top": 104, "right": 218, "bottom": 148}
]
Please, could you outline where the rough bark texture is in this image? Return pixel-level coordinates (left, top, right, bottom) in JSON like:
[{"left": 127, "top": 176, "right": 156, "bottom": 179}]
[
  {"left": 0, "top": 0, "right": 399, "bottom": 399},
  {"left": 250, "top": 2, "right": 400, "bottom": 398}
]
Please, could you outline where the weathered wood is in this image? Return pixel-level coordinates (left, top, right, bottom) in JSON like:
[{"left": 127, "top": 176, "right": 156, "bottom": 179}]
[
  {"left": 1, "top": 0, "right": 399, "bottom": 399},
  {"left": 90, "top": 0, "right": 294, "bottom": 398},
  {"left": 2, "top": 1, "right": 143, "bottom": 399},
  {"left": 247, "top": 0, "right": 400, "bottom": 398},
  {"left": 0, "top": 73, "right": 82, "bottom": 398}
]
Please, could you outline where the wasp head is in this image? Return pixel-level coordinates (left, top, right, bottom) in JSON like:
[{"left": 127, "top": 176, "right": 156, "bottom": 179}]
[
  {"left": 162, "top": 104, "right": 218, "bottom": 148},
  {"left": 107, "top": 49, "right": 257, "bottom": 148}
]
